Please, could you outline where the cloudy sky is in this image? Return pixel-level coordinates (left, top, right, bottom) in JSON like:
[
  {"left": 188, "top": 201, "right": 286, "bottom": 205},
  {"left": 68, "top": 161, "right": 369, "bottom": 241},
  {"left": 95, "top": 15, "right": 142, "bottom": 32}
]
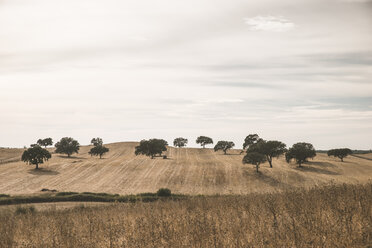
[{"left": 1, "top": 0, "right": 372, "bottom": 149}]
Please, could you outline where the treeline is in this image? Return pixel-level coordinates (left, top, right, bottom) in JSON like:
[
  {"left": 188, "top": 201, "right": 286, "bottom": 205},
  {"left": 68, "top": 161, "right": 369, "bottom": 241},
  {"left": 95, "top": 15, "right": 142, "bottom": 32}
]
[
  {"left": 134, "top": 134, "right": 355, "bottom": 172},
  {"left": 21, "top": 137, "right": 110, "bottom": 169},
  {"left": 20, "top": 135, "right": 356, "bottom": 172}
]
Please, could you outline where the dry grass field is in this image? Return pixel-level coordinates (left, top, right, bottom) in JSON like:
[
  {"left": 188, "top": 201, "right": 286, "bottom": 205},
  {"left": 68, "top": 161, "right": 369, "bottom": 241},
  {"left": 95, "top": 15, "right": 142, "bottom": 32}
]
[
  {"left": 0, "top": 148, "right": 22, "bottom": 165},
  {"left": 0, "top": 183, "right": 371, "bottom": 247},
  {"left": 0, "top": 142, "right": 372, "bottom": 195}
]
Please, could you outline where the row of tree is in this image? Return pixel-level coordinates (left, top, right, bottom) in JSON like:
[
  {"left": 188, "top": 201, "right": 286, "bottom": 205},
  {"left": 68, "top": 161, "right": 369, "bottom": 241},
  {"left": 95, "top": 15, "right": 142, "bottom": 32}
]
[
  {"left": 21, "top": 136, "right": 354, "bottom": 171},
  {"left": 22, "top": 137, "right": 110, "bottom": 169},
  {"left": 136, "top": 135, "right": 354, "bottom": 173}
]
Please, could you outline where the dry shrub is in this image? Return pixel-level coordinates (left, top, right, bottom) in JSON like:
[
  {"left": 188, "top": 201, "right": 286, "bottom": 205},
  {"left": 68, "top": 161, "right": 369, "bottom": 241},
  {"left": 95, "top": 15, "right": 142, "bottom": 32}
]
[{"left": 0, "top": 183, "right": 371, "bottom": 247}]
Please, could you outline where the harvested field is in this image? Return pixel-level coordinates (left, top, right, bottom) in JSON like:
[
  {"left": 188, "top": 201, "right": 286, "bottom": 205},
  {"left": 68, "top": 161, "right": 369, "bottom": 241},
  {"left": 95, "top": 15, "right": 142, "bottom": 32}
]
[{"left": 0, "top": 142, "right": 371, "bottom": 195}]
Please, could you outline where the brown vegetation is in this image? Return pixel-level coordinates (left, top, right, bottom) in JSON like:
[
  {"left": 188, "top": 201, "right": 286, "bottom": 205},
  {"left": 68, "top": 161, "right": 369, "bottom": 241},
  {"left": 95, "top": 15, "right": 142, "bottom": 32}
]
[
  {"left": 0, "top": 183, "right": 371, "bottom": 247},
  {"left": 0, "top": 142, "right": 372, "bottom": 195}
]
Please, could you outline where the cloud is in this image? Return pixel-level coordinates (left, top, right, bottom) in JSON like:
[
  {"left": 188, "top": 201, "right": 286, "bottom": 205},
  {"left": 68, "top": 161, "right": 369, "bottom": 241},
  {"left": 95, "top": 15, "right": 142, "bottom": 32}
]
[
  {"left": 243, "top": 16, "right": 295, "bottom": 32},
  {"left": 340, "top": 0, "right": 372, "bottom": 2}
]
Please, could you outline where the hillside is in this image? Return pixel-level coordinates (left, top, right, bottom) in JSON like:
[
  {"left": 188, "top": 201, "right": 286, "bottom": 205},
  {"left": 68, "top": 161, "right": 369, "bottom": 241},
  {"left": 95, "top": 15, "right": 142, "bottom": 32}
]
[{"left": 0, "top": 142, "right": 371, "bottom": 195}]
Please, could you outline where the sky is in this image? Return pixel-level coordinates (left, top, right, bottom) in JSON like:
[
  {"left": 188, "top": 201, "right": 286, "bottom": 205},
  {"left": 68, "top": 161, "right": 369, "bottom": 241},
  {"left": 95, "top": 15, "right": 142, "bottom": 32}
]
[{"left": 0, "top": 0, "right": 372, "bottom": 149}]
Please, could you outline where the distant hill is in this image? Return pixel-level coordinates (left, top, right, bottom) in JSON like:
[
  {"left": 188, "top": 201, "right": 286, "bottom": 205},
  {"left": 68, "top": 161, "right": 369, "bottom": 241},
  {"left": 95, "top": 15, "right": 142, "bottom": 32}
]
[{"left": 1, "top": 142, "right": 371, "bottom": 195}]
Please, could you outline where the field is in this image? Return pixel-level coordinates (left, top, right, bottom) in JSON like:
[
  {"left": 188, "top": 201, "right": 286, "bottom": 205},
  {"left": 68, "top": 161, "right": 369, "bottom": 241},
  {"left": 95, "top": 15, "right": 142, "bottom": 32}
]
[
  {"left": 1, "top": 143, "right": 372, "bottom": 247},
  {"left": 1, "top": 183, "right": 371, "bottom": 247},
  {"left": 1, "top": 142, "right": 372, "bottom": 195}
]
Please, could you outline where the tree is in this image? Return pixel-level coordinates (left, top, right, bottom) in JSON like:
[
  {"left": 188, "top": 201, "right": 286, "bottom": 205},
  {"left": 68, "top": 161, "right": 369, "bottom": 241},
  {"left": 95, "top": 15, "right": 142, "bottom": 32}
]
[
  {"left": 55, "top": 137, "right": 80, "bottom": 157},
  {"left": 285, "top": 142, "right": 316, "bottom": 167},
  {"left": 243, "top": 134, "right": 262, "bottom": 149},
  {"left": 327, "top": 148, "right": 352, "bottom": 162},
  {"left": 173, "top": 137, "right": 188, "bottom": 148},
  {"left": 89, "top": 137, "right": 109, "bottom": 159},
  {"left": 89, "top": 145, "right": 109, "bottom": 159},
  {"left": 248, "top": 140, "right": 287, "bottom": 168},
  {"left": 196, "top": 136, "right": 213, "bottom": 148},
  {"left": 21, "top": 145, "right": 51, "bottom": 169},
  {"left": 37, "top": 138, "right": 53, "bottom": 148},
  {"left": 242, "top": 151, "right": 267, "bottom": 173},
  {"left": 214, "top": 141, "right": 235, "bottom": 155},
  {"left": 90, "top": 137, "right": 103, "bottom": 147},
  {"left": 135, "top": 139, "right": 168, "bottom": 159}
]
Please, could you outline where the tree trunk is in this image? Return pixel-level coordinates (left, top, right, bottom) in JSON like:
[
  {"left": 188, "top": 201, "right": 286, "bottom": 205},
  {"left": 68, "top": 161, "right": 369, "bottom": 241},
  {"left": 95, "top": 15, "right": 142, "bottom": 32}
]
[
  {"left": 341, "top": 157, "right": 344, "bottom": 162},
  {"left": 298, "top": 161, "right": 302, "bottom": 167},
  {"left": 68, "top": 153, "right": 71, "bottom": 157},
  {"left": 100, "top": 154, "right": 102, "bottom": 159},
  {"left": 268, "top": 157, "right": 273, "bottom": 168},
  {"left": 203, "top": 144, "right": 205, "bottom": 148},
  {"left": 35, "top": 163, "right": 39, "bottom": 169},
  {"left": 256, "top": 164, "right": 259, "bottom": 173},
  {"left": 224, "top": 150, "right": 227, "bottom": 155}
]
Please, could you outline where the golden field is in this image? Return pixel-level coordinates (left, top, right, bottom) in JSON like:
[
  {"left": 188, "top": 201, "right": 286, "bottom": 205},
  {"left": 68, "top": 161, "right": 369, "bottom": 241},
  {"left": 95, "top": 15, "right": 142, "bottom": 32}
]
[
  {"left": 0, "top": 183, "right": 371, "bottom": 247},
  {"left": 0, "top": 142, "right": 372, "bottom": 195}
]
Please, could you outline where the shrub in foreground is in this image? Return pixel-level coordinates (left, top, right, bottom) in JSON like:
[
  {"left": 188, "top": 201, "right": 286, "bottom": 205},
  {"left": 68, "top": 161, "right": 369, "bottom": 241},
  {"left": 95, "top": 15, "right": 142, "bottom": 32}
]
[{"left": 157, "top": 188, "right": 171, "bottom": 197}]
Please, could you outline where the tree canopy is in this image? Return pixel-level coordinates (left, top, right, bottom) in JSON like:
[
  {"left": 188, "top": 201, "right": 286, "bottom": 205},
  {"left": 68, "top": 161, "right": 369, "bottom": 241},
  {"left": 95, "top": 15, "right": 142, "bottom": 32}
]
[
  {"left": 37, "top": 138, "right": 53, "bottom": 148},
  {"left": 248, "top": 140, "right": 287, "bottom": 168},
  {"left": 196, "top": 136, "right": 213, "bottom": 148},
  {"left": 242, "top": 151, "right": 267, "bottom": 173},
  {"left": 243, "top": 134, "right": 262, "bottom": 150},
  {"left": 214, "top": 141, "right": 235, "bottom": 155},
  {"left": 89, "top": 137, "right": 109, "bottom": 159},
  {"left": 90, "top": 137, "right": 103, "bottom": 147},
  {"left": 89, "top": 146, "right": 109, "bottom": 159},
  {"left": 327, "top": 148, "right": 352, "bottom": 162},
  {"left": 21, "top": 145, "right": 51, "bottom": 169},
  {"left": 55, "top": 137, "right": 80, "bottom": 157},
  {"left": 173, "top": 137, "right": 188, "bottom": 148},
  {"left": 135, "top": 139, "right": 168, "bottom": 158},
  {"left": 285, "top": 142, "right": 316, "bottom": 167}
]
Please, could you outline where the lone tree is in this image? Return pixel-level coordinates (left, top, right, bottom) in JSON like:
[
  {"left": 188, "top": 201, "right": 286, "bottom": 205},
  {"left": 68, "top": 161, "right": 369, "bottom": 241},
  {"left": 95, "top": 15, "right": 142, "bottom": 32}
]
[
  {"left": 248, "top": 140, "right": 287, "bottom": 168},
  {"left": 90, "top": 137, "right": 103, "bottom": 147},
  {"left": 214, "top": 141, "right": 235, "bottom": 155},
  {"left": 21, "top": 145, "right": 51, "bottom": 169},
  {"left": 327, "top": 148, "right": 352, "bottom": 162},
  {"left": 285, "top": 142, "right": 316, "bottom": 167},
  {"left": 243, "top": 134, "right": 261, "bottom": 150},
  {"left": 196, "top": 136, "right": 213, "bottom": 148},
  {"left": 89, "top": 137, "right": 109, "bottom": 159},
  {"left": 173, "top": 137, "right": 188, "bottom": 148},
  {"left": 55, "top": 137, "right": 80, "bottom": 157},
  {"left": 89, "top": 146, "right": 109, "bottom": 159},
  {"left": 37, "top": 138, "right": 53, "bottom": 148},
  {"left": 242, "top": 151, "right": 267, "bottom": 173},
  {"left": 135, "top": 139, "right": 168, "bottom": 159}
]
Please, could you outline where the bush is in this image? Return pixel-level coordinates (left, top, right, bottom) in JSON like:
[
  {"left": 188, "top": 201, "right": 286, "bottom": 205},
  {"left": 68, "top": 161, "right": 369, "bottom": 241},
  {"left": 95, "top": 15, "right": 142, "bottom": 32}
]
[
  {"left": 0, "top": 194, "right": 10, "bottom": 198},
  {"left": 15, "top": 206, "right": 36, "bottom": 215},
  {"left": 56, "top": 192, "right": 78, "bottom": 196},
  {"left": 157, "top": 188, "right": 171, "bottom": 197}
]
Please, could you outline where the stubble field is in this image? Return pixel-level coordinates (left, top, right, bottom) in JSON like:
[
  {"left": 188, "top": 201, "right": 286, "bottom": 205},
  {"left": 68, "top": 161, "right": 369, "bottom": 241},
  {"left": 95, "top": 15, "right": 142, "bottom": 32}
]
[{"left": 0, "top": 142, "right": 372, "bottom": 195}]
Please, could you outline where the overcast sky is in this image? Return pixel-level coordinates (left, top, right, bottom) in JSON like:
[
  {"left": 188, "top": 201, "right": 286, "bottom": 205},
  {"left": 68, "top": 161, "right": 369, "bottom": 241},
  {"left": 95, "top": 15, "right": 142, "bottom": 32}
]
[{"left": 1, "top": 0, "right": 372, "bottom": 149}]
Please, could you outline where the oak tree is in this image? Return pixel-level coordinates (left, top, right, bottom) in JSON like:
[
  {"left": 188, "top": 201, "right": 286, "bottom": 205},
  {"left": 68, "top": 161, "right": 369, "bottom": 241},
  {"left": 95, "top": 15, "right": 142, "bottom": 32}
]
[{"left": 21, "top": 145, "right": 51, "bottom": 169}]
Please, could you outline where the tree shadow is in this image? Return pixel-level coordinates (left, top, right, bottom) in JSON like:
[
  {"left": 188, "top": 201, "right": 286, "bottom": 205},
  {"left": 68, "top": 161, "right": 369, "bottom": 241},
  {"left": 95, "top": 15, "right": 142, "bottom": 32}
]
[
  {"left": 215, "top": 153, "right": 243, "bottom": 156},
  {"left": 242, "top": 168, "right": 291, "bottom": 189},
  {"left": 294, "top": 165, "right": 340, "bottom": 175},
  {"left": 57, "top": 155, "right": 86, "bottom": 159},
  {"left": 255, "top": 171, "right": 292, "bottom": 189},
  {"left": 28, "top": 168, "right": 60, "bottom": 175},
  {"left": 306, "top": 161, "right": 336, "bottom": 168}
]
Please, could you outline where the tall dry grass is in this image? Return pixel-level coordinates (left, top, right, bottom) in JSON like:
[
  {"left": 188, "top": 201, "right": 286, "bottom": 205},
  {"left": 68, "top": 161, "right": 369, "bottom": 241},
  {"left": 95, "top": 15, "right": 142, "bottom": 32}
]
[{"left": 0, "top": 183, "right": 371, "bottom": 247}]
